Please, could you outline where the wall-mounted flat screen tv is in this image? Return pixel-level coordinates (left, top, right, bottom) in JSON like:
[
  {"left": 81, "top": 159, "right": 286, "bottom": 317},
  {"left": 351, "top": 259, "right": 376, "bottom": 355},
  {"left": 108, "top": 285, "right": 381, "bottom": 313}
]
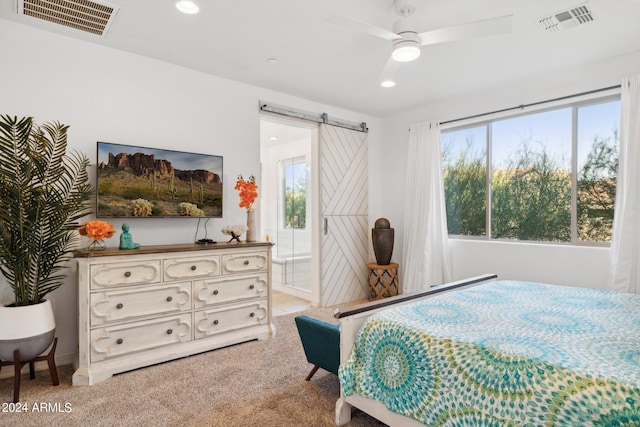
[{"left": 97, "top": 142, "right": 223, "bottom": 218}]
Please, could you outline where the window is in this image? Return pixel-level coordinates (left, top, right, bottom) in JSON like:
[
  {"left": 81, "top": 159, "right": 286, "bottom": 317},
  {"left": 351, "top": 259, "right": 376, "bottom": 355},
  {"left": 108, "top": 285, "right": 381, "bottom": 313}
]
[
  {"left": 442, "top": 96, "right": 620, "bottom": 244},
  {"left": 279, "top": 157, "right": 307, "bottom": 229},
  {"left": 442, "top": 126, "right": 487, "bottom": 236}
]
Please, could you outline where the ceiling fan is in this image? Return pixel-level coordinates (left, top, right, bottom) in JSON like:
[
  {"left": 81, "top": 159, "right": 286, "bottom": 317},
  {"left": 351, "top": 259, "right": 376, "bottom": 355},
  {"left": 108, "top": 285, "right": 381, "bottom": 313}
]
[{"left": 328, "top": 0, "right": 513, "bottom": 86}]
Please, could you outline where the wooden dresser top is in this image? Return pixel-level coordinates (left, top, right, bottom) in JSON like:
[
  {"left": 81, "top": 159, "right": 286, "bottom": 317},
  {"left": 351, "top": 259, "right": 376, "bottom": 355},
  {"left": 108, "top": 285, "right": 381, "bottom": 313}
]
[{"left": 74, "top": 241, "right": 273, "bottom": 258}]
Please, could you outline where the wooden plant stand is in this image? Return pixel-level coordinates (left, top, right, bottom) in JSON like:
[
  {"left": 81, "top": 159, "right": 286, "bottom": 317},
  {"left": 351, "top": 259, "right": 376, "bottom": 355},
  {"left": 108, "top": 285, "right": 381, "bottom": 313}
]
[
  {"left": 368, "top": 262, "right": 399, "bottom": 300},
  {"left": 0, "top": 337, "right": 59, "bottom": 403}
]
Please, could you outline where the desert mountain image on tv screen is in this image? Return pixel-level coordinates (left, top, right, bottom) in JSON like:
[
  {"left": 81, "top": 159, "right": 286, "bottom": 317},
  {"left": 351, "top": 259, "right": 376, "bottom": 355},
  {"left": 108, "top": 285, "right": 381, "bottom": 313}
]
[{"left": 97, "top": 142, "right": 223, "bottom": 218}]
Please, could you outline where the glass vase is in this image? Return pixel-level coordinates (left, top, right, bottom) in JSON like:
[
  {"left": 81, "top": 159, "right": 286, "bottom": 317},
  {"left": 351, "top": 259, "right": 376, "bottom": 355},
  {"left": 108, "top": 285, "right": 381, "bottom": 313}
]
[{"left": 86, "top": 239, "right": 106, "bottom": 250}]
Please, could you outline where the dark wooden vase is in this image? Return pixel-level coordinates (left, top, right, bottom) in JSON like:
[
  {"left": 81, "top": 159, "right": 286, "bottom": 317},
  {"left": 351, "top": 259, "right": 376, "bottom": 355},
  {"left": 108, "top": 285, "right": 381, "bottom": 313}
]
[{"left": 372, "top": 218, "right": 394, "bottom": 265}]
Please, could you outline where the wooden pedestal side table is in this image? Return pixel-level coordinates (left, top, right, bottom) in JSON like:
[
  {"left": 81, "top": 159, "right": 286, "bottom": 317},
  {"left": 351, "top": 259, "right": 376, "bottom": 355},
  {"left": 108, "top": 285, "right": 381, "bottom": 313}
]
[{"left": 368, "top": 262, "right": 399, "bottom": 300}]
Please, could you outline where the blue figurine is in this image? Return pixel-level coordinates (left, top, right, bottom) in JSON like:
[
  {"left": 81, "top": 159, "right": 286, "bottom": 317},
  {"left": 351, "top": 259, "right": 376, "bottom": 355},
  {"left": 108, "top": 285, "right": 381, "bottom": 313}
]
[{"left": 120, "top": 223, "right": 140, "bottom": 250}]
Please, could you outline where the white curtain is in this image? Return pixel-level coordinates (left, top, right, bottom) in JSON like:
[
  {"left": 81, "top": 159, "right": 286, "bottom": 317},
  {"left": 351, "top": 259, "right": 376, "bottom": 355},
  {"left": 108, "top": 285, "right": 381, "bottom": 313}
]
[
  {"left": 608, "top": 74, "right": 640, "bottom": 294},
  {"left": 402, "top": 121, "right": 452, "bottom": 293}
]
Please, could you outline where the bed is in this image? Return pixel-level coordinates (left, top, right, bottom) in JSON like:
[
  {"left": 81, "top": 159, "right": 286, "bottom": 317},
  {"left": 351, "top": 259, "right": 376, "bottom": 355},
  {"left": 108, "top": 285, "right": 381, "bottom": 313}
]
[{"left": 335, "top": 275, "right": 640, "bottom": 426}]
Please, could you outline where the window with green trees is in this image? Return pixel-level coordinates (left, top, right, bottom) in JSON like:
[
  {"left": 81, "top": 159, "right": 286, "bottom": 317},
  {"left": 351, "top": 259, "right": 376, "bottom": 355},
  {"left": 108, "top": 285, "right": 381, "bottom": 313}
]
[
  {"left": 442, "top": 96, "right": 620, "bottom": 244},
  {"left": 280, "top": 157, "right": 307, "bottom": 229}
]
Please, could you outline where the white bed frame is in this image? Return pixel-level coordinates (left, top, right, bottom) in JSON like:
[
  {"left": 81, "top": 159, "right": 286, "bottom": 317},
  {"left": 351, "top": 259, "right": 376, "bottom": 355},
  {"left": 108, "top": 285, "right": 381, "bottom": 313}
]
[{"left": 334, "top": 274, "right": 498, "bottom": 426}]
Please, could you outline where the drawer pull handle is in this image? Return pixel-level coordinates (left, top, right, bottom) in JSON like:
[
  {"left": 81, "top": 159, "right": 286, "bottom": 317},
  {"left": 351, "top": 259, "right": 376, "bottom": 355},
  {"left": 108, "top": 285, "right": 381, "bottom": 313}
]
[
  {"left": 243, "top": 260, "right": 250, "bottom": 265},
  {"left": 166, "top": 296, "right": 173, "bottom": 302},
  {"left": 191, "top": 265, "right": 197, "bottom": 271},
  {"left": 213, "top": 290, "right": 219, "bottom": 295},
  {"left": 249, "top": 284, "right": 255, "bottom": 290},
  {"left": 124, "top": 271, "right": 132, "bottom": 278},
  {"left": 213, "top": 320, "right": 219, "bottom": 325},
  {"left": 116, "top": 338, "right": 123, "bottom": 345},
  {"left": 250, "top": 312, "right": 255, "bottom": 318},
  {"left": 167, "top": 329, "right": 173, "bottom": 335},
  {"left": 116, "top": 303, "right": 123, "bottom": 309}
]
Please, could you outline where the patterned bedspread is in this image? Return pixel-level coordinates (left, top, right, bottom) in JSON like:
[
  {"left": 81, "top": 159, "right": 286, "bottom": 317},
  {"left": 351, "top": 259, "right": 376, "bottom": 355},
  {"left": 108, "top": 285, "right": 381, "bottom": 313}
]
[{"left": 339, "top": 280, "right": 640, "bottom": 426}]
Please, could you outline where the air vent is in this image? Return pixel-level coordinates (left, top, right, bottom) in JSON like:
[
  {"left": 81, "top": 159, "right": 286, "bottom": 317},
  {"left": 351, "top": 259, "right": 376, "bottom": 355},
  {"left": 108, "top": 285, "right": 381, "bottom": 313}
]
[
  {"left": 18, "top": 0, "right": 120, "bottom": 37},
  {"left": 538, "top": 2, "right": 594, "bottom": 33}
]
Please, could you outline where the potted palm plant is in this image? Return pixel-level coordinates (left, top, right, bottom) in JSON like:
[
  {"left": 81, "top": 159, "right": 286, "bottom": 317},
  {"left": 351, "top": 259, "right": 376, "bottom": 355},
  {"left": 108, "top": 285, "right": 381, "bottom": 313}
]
[{"left": 0, "top": 115, "right": 93, "bottom": 362}]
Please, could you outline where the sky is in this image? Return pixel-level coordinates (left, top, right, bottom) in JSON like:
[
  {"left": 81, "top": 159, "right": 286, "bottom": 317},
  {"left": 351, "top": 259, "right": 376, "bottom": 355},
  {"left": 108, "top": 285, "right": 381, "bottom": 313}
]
[
  {"left": 97, "top": 142, "right": 223, "bottom": 174},
  {"left": 442, "top": 99, "right": 620, "bottom": 171}
]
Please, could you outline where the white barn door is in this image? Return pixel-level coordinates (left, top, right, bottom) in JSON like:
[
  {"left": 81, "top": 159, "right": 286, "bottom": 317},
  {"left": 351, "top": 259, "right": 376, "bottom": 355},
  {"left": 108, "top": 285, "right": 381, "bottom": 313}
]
[{"left": 319, "top": 124, "right": 368, "bottom": 306}]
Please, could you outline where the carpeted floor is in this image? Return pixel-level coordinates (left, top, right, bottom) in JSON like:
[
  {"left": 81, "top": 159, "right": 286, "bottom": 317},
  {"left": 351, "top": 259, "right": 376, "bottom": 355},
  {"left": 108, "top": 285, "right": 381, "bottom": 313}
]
[{"left": 0, "top": 305, "right": 386, "bottom": 427}]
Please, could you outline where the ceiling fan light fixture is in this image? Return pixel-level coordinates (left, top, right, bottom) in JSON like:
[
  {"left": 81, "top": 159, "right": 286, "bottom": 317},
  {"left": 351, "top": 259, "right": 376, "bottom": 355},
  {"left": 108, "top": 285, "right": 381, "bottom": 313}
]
[
  {"left": 392, "top": 41, "right": 421, "bottom": 62},
  {"left": 176, "top": 1, "right": 199, "bottom": 14}
]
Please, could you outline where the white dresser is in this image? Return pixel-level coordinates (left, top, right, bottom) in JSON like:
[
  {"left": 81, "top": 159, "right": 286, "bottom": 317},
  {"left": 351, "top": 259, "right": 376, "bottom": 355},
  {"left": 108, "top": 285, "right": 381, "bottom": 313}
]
[{"left": 72, "top": 242, "right": 274, "bottom": 386}]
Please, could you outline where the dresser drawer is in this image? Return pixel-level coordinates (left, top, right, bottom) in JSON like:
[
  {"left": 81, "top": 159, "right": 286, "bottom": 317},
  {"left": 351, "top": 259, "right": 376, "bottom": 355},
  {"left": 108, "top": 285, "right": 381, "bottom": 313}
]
[
  {"left": 194, "top": 300, "right": 268, "bottom": 339},
  {"left": 221, "top": 252, "right": 267, "bottom": 275},
  {"left": 90, "top": 261, "right": 161, "bottom": 289},
  {"left": 91, "top": 314, "right": 191, "bottom": 362},
  {"left": 164, "top": 256, "right": 220, "bottom": 280},
  {"left": 194, "top": 274, "right": 268, "bottom": 308},
  {"left": 90, "top": 282, "right": 191, "bottom": 326}
]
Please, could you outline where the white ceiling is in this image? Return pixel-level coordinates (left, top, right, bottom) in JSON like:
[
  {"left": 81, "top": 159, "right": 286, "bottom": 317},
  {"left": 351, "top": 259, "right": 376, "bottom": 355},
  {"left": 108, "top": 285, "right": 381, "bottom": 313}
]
[
  {"left": 1, "top": 0, "right": 640, "bottom": 117},
  {"left": 260, "top": 116, "right": 313, "bottom": 148}
]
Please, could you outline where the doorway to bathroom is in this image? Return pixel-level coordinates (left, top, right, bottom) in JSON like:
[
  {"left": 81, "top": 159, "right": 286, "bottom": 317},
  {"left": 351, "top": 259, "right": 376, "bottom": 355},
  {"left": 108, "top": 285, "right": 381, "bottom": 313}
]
[{"left": 260, "top": 116, "right": 317, "bottom": 304}]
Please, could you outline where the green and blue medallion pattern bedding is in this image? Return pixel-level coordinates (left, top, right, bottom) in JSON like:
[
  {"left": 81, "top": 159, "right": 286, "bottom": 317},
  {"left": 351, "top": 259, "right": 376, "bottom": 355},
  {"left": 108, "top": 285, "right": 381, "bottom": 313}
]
[{"left": 339, "top": 281, "right": 640, "bottom": 426}]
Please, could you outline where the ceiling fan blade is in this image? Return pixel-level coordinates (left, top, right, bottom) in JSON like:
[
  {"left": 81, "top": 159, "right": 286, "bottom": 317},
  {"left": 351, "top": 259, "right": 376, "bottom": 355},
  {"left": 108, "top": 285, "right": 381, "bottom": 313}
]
[
  {"left": 378, "top": 56, "right": 400, "bottom": 87},
  {"left": 327, "top": 14, "right": 401, "bottom": 41},
  {"left": 417, "top": 14, "right": 513, "bottom": 46}
]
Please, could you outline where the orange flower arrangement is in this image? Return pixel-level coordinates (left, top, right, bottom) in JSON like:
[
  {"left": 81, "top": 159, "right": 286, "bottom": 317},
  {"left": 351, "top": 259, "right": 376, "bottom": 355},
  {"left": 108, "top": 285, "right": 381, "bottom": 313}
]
[
  {"left": 78, "top": 220, "right": 116, "bottom": 241},
  {"left": 235, "top": 175, "right": 258, "bottom": 211}
]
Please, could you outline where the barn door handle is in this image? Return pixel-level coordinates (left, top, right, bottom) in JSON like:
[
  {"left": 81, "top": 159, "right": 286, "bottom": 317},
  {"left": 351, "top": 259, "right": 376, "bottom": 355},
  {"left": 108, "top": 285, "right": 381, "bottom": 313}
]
[{"left": 323, "top": 218, "right": 328, "bottom": 235}]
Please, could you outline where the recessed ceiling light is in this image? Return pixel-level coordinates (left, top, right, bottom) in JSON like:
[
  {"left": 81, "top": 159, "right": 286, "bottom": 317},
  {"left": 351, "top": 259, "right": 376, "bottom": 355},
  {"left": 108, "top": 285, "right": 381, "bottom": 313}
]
[
  {"left": 266, "top": 58, "right": 278, "bottom": 64},
  {"left": 176, "top": 1, "right": 199, "bottom": 14},
  {"left": 380, "top": 80, "right": 396, "bottom": 88},
  {"left": 269, "top": 136, "right": 279, "bottom": 141}
]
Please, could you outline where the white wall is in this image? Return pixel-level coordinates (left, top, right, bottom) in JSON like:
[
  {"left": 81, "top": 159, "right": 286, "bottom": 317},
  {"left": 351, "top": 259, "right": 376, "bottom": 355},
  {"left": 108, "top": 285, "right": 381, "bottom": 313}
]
[
  {"left": 374, "top": 50, "right": 640, "bottom": 289},
  {"left": 0, "top": 20, "right": 380, "bottom": 363}
]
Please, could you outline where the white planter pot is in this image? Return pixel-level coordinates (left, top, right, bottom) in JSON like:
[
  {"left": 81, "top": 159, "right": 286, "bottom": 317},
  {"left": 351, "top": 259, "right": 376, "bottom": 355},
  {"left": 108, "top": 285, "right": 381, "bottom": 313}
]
[{"left": 0, "top": 299, "right": 56, "bottom": 362}]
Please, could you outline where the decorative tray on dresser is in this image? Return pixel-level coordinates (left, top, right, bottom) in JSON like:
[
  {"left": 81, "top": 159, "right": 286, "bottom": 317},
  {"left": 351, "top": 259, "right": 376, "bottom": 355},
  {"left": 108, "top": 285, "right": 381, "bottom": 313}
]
[{"left": 72, "top": 242, "right": 274, "bottom": 386}]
